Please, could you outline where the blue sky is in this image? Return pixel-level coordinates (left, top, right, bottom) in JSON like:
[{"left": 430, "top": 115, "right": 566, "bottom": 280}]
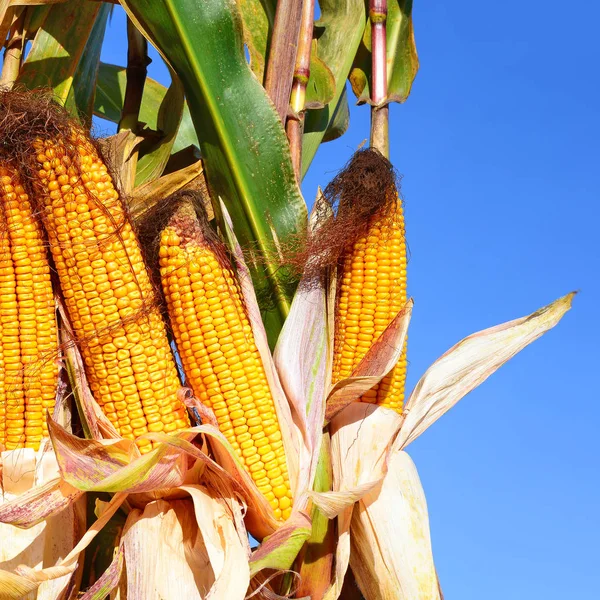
[{"left": 99, "top": 2, "right": 599, "bottom": 598}]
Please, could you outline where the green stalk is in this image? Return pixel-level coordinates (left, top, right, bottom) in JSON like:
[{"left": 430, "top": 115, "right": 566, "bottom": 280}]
[
  {"left": 370, "top": 0, "right": 389, "bottom": 157},
  {"left": 286, "top": 0, "right": 315, "bottom": 179}
]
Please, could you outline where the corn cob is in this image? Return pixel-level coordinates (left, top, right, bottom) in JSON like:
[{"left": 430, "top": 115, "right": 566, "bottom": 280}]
[
  {"left": 0, "top": 193, "right": 18, "bottom": 450},
  {"left": 159, "top": 203, "right": 293, "bottom": 520},
  {"left": 332, "top": 191, "right": 407, "bottom": 412},
  {"left": 0, "top": 165, "right": 59, "bottom": 450},
  {"left": 29, "top": 129, "right": 189, "bottom": 452}
]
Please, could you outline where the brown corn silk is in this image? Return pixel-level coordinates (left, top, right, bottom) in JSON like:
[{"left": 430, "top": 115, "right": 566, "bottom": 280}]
[
  {"left": 331, "top": 157, "right": 408, "bottom": 412},
  {"left": 0, "top": 164, "right": 58, "bottom": 450},
  {"left": 28, "top": 127, "right": 189, "bottom": 452},
  {"left": 159, "top": 202, "right": 293, "bottom": 519}
]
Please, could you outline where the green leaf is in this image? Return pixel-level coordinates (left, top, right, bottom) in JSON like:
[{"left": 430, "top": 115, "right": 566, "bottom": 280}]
[
  {"left": 323, "top": 84, "right": 350, "bottom": 142},
  {"left": 305, "top": 42, "right": 336, "bottom": 109},
  {"left": 64, "top": 3, "right": 110, "bottom": 120},
  {"left": 349, "top": 0, "right": 419, "bottom": 104},
  {"left": 134, "top": 71, "right": 185, "bottom": 186},
  {"left": 120, "top": 0, "right": 307, "bottom": 346},
  {"left": 302, "top": 0, "right": 367, "bottom": 178},
  {"left": 94, "top": 62, "right": 199, "bottom": 154},
  {"left": 236, "top": 0, "right": 275, "bottom": 83},
  {"left": 17, "top": 0, "right": 107, "bottom": 118}
]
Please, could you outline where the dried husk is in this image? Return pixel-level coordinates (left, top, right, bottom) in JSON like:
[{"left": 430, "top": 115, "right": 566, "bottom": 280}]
[
  {"left": 119, "top": 485, "right": 249, "bottom": 600},
  {"left": 0, "top": 447, "right": 86, "bottom": 600},
  {"left": 349, "top": 451, "right": 439, "bottom": 600},
  {"left": 273, "top": 194, "right": 336, "bottom": 509},
  {"left": 316, "top": 292, "right": 574, "bottom": 599}
]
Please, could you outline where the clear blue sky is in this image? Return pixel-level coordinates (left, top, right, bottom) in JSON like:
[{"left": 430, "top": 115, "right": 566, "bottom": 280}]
[{"left": 99, "top": 2, "right": 598, "bottom": 598}]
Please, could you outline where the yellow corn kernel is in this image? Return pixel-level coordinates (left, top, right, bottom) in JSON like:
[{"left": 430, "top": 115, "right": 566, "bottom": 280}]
[
  {"left": 332, "top": 191, "right": 408, "bottom": 413},
  {"left": 159, "top": 202, "right": 292, "bottom": 518},
  {"left": 27, "top": 128, "right": 189, "bottom": 451},
  {"left": 0, "top": 165, "right": 59, "bottom": 450}
]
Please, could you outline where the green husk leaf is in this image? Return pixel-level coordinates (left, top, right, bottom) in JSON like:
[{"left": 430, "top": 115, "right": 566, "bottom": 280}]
[
  {"left": 295, "top": 433, "right": 335, "bottom": 600},
  {"left": 302, "top": 0, "right": 367, "bottom": 177},
  {"left": 349, "top": 0, "right": 419, "bottom": 105},
  {"left": 47, "top": 419, "right": 195, "bottom": 494},
  {"left": 79, "top": 545, "right": 124, "bottom": 600},
  {"left": 249, "top": 511, "right": 312, "bottom": 577},
  {"left": 119, "top": 0, "right": 308, "bottom": 346}
]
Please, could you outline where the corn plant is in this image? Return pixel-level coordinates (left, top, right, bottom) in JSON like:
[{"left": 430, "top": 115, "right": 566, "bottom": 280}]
[{"left": 0, "top": 2, "right": 573, "bottom": 599}]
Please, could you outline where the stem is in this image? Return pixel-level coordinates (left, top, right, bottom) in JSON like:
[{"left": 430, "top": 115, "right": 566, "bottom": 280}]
[
  {"left": 0, "top": 12, "right": 25, "bottom": 88},
  {"left": 264, "top": 0, "right": 304, "bottom": 124},
  {"left": 369, "top": 0, "right": 389, "bottom": 158},
  {"left": 286, "top": 0, "right": 315, "bottom": 180},
  {"left": 118, "top": 19, "right": 150, "bottom": 132}
]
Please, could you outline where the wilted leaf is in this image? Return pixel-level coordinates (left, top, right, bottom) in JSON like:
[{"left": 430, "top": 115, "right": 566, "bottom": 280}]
[
  {"left": 122, "top": 491, "right": 248, "bottom": 600},
  {"left": 0, "top": 447, "right": 87, "bottom": 600},
  {"left": 0, "top": 477, "right": 83, "bottom": 528},
  {"left": 128, "top": 159, "right": 208, "bottom": 223}
]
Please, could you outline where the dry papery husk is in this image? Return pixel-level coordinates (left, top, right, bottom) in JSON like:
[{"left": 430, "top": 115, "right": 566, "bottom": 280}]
[
  {"left": 311, "top": 293, "right": 574, "bottom": 600},
  {"left": 0, "top": 444, "right": 86, "bottom": 600},
  {"left": 110, "top": 482, "right": 250, "bottom": 600}
]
